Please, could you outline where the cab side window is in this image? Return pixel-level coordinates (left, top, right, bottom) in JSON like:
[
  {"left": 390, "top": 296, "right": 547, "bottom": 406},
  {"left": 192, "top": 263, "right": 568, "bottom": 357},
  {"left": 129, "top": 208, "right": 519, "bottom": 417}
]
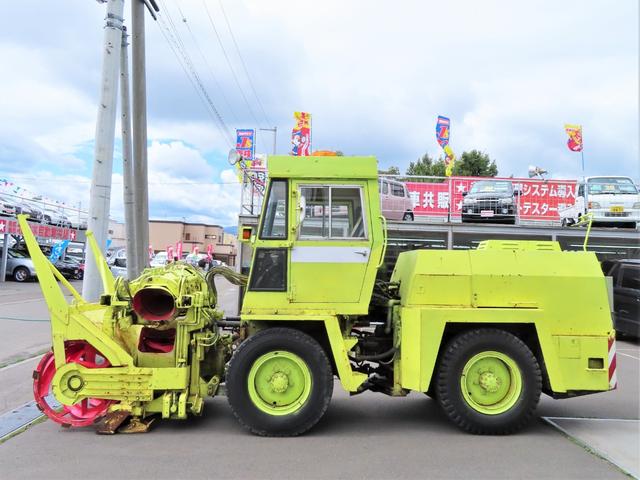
[
  {"left": 578, "top": 184, "right": 584, "bottom": 197},
  {"left": 299, "top": 186, "right": 366, "bottom": 239},
  {"left": 260, "top": 180, "right": 287, "bottom": 239}
]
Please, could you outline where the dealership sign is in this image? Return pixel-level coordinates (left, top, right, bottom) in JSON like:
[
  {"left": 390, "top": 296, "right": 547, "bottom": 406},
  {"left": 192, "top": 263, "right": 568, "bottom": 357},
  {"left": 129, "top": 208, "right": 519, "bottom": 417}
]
[
  {"left": 406, "top": 176, "right": 577, "bottom": 220},
  {"left": 0, "top": 218, "right": 77, "bottom": 240},
  {"left": 235, "top": 129, "right": 255, "bottom": 160}
]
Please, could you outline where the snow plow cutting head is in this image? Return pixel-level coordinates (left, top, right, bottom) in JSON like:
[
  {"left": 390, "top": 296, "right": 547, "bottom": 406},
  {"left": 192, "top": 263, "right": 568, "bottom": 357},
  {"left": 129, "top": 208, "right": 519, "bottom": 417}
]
[{"left": 17, "top": 215, "right": 235, "bottom": 432}]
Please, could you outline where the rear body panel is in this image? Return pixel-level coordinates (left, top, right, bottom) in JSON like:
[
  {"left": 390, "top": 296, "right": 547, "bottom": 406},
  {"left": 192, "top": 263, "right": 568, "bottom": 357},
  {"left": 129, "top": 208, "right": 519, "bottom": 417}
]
[{"left": 391, "top": 245, "right": 614, "bottom": 395}]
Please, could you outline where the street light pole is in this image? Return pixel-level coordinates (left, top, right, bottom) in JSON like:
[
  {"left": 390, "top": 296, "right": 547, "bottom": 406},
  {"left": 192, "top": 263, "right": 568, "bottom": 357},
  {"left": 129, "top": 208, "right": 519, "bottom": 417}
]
[
  {"left": 82, "top": 0, "right": 124, "bottom": 301},
  {"left": 259, "top": 127, "right": 277, "bottom": 155}
]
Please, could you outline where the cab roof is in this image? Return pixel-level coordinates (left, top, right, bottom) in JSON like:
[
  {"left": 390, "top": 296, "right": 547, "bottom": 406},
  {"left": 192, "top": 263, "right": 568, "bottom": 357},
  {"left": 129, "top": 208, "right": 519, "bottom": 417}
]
[{"left": 267, "top": 155, "right": 378, "bottom": 179}]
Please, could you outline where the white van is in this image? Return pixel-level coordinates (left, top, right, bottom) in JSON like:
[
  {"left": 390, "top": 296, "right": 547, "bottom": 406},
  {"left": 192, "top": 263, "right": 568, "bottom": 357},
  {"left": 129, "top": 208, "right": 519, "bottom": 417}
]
[
  {"left": 559, "top": 176, "right": 640, "bottom": 228},
  {"left": 379, "top": 178, "right": 414, "bottom": 221}
]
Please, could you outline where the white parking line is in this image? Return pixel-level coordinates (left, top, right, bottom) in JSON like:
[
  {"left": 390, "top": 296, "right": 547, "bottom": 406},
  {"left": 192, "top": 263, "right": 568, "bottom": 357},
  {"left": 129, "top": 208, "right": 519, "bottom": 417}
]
[
  {"left": 0, "top": 298, "right": 43, "bottom": 307},
  {"left": 617, "top": 352, "right": 640, "bottom": 361},
  {"left": 0, "top": 355, "right": 41, "bottom": 372},
  {"left": 543, "top": 417, "right": 640, "bottom": 478}
]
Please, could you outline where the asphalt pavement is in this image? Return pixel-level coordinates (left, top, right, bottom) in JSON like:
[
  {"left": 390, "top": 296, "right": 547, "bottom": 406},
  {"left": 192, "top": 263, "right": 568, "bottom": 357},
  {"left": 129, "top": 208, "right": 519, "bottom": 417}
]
[{"left": 0, "top": 280, "right": 638, "bottom": 479}]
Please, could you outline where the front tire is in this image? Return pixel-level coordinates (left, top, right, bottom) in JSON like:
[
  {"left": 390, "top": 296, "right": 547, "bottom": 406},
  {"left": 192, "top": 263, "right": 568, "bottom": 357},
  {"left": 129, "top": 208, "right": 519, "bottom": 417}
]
[
  {"left": 13, "top": 266, "right": 30, "bottom": 282},
  {"left": 436, "top": 328, "right": 541, "bottom": 435},
  {"left": 402, "top": 212, "right": 414, "bottom": 221},
  {"left": 226, "top": 327, "right": 333, "bottom": 436}
]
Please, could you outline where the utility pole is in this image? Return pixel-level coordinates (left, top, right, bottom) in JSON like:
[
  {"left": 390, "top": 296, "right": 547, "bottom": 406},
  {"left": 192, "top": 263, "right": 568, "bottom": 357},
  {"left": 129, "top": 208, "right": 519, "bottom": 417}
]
[
  {"left": 82, "top": 0, "right": 125, "bottom": 302},
  {"left": 260, "top": 127, "right": 277, "bottom": 155},
  {"left": 131, "top": 0, "right": 150, "bottom": 274},
  {"left": 120, "top": 27, "right": 138, "bottom": 280}
]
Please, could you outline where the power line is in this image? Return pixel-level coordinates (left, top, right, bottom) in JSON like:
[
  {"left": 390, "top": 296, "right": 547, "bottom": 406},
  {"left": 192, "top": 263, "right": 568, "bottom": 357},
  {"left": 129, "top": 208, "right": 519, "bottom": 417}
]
[
  {"left": 200, "top": 0, "right": 263, "bottom": 128},
  {"left": 218, "top": 0, "right": 272, "bottom": 127},
  {"left": 154, "top": 2, "right": 234, "bottom": 147},
  {"left": 171, "top": 4, "right": 240, "bottom": 125}
]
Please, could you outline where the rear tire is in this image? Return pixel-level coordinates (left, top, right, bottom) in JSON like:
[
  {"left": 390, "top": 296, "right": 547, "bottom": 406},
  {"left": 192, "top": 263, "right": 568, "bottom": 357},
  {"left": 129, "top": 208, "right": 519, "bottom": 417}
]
[
  {"left": 402, "top": 212, "right": 414, "bottom": 221},
  {"left": 226, "top": 327, "right": 333, "bottom": 436},
  {"left": 436, "top": 328, "right": 541, "bottom": 435}
]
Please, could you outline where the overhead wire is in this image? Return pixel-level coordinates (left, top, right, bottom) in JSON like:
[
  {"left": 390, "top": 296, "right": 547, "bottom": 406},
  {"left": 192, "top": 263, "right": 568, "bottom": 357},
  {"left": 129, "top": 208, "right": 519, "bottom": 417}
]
[
  {"left": 217, "top": 0, "right": 273, "bottom": 127},
  {"left": 171, "top": 4, "right": 240, "bottom": 125},
  {"left": 154, "top": 1, "right": 234, "bottom": 147},
  {"left": 200, "top": 0, "right": 263, "bottom": 128}
]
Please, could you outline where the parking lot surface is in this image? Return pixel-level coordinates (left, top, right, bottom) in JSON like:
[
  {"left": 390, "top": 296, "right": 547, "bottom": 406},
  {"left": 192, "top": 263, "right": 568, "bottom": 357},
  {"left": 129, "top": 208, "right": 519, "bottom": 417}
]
[{"left": 0, "top": 281, "right": 638, "bottom": 479}]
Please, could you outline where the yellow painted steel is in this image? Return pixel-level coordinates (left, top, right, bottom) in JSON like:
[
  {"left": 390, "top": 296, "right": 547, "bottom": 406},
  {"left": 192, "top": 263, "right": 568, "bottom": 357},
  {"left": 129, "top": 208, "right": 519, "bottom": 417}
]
[
  {"left": 241, "top": 155, "right": 614, "bottom": 401},
  {"left": 392, "top": 247, "right": 613, "bottom": 394},
  {"left": 18, "top": 215, "right": 230, "bottom": 422}
]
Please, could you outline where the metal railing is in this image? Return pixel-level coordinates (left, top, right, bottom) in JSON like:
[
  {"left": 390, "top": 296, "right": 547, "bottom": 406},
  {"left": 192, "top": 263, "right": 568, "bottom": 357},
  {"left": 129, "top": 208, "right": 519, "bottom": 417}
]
[{"left": 239, "top": 171, "right": 579, "bottom": 225}]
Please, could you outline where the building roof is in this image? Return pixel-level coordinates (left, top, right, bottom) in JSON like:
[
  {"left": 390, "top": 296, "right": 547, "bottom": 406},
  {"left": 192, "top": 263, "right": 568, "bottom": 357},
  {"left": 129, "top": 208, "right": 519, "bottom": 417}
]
[{"left": 149, "top": 219, "right": 223, "bottom": 229}]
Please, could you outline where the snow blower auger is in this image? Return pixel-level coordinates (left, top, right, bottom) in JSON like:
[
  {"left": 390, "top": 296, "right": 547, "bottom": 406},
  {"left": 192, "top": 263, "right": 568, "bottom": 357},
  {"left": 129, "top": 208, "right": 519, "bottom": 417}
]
[{"left": 18, "top": 215, "right": 240, "bottom": 434}]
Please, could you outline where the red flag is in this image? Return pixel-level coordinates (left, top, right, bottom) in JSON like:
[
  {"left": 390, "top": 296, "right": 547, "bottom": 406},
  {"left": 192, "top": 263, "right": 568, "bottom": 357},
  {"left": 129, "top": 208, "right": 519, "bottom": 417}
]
[{"left": 564, "top": 124, "right": 583, "bottom": 152}]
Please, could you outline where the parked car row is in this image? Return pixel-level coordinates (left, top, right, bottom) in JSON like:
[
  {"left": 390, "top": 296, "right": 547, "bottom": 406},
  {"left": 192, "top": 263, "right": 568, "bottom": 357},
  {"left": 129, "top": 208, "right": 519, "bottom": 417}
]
[
  {"left": 1, "top": 245, "right": 84, "bottom": 282},
  {"left": 0, "top": 193, "right": 87, "bottom": 228}
]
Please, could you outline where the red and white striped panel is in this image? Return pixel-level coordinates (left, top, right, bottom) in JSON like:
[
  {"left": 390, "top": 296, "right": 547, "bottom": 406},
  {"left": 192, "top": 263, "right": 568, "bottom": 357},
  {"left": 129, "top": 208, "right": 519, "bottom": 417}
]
[{"left": 608, "top": 337, "right": 617, "bottom": 390}]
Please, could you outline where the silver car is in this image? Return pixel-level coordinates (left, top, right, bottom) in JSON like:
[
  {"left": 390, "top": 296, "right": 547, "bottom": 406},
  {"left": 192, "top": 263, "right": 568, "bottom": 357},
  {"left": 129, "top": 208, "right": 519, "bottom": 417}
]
[
  {"left": 0, "top": 247, "right": 37, "bottom": 282},
  {"left": 0, "top": 194, "right": 17, "bottom": 217}
]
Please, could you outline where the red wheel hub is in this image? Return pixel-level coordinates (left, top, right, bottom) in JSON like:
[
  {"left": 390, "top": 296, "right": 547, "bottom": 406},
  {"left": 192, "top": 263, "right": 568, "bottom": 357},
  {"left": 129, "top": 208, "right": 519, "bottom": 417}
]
[{"left": 33, "top": 341, "right": 114, "bottom": 427}]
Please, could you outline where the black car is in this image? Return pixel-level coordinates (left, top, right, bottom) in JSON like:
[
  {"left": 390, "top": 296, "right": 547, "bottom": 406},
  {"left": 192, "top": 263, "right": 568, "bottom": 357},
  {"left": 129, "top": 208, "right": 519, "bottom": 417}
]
[
  {"left": 602, "top": 259, "right": 640, "bottom": 339},
  {"left": 461, "top": 180, "right": 519, "bottom": 224},
  {"left": 54, "top": 258, "right": 83, "bottom": 280}
]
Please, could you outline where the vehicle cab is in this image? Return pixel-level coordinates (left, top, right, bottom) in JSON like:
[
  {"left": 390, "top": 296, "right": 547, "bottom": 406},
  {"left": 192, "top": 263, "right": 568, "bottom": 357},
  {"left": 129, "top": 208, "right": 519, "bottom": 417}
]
[
  {"left": 563, "top": 176, "right": 640, "bottom": 228},
  {"left": 240, "top": 155, "right": 385, "bottom": 317}
]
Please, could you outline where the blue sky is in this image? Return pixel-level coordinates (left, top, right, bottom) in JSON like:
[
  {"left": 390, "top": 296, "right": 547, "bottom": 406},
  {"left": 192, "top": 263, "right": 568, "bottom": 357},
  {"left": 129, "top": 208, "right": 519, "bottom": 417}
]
[{"left": 0, "top": 0, "right": 638, "bottom": 226}]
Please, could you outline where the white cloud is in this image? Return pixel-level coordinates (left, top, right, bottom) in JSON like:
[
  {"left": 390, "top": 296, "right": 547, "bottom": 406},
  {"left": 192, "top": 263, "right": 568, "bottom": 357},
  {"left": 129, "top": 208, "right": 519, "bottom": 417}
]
[
  {"left": 0, "top": 0, "right": 637, "bottom": 229},
  {"left": 148, "top": 140, "right": 215, "bottom": 179}
]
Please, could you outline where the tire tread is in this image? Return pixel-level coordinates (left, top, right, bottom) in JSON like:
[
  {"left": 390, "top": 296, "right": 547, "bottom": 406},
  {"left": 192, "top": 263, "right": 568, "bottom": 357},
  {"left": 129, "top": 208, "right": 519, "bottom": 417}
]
[{"left": 436, "top": 328, "right": 542, "bottom": 435}]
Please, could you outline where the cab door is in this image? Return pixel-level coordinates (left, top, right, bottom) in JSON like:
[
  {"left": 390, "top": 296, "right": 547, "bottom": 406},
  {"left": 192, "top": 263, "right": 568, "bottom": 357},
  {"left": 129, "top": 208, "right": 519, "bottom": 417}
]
[{"left": 290, "top": 182, "right": 372, "bottom": 304}]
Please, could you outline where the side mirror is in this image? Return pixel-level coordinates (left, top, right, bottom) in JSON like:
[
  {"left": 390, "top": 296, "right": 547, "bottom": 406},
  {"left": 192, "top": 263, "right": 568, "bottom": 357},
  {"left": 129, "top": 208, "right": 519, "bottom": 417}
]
[
  {"left": 462, "top": 191, "right": 468, "bottom": 197},
  {"left": 514, "top": 190, "right": 521, "bottom": 196}
]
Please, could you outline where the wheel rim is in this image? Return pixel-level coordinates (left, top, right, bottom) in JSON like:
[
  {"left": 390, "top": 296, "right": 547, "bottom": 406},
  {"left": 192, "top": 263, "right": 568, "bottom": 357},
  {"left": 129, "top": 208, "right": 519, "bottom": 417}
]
[
  {"left": 33, "top": 341, "right": 114, "bottom": 427},
  {"left": 460, "top": 351, "right": 522, "bottom": 415},
  {"left": 15, "top": 269, "right": 27, "bottom": 281},
  {"left": 247, "top": 351, "right": 312, "bottom": 416}
]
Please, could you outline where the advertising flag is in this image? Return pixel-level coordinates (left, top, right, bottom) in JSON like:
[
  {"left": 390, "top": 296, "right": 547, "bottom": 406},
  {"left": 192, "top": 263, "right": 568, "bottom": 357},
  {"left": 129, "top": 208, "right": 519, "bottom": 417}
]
[
  {"left": 206, "top": 244, "right": 213, "bottom": 260},
  {"left": 176, "top": 241, "right": 183, "bottom": 260},
  {"left": 236, "top": 129, "right": 255, "bottom": 160},
  {"left": 436, "top": 116, "right": 455, "bottom": 176},
  {"left": 291, "top": 112, "right": 311, "bottom": 156},
  {"left": 436, "top": 116, "right": 450, "bottom": 148},
  {"left": 443, "top": 145, "right": 456, "bottom": 177},
  {"left": 48, "top": 240, "right": 69, "bottom": 263},
  {"left": 564, "top": 124, "right": 583, "bottom": 152}
]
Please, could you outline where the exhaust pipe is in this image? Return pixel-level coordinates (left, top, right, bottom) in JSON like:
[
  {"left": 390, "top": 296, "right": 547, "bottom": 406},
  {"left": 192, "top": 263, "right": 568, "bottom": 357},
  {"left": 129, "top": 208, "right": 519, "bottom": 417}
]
[{"left": 132, "top": 288, "right": 176, "bottom": 322}]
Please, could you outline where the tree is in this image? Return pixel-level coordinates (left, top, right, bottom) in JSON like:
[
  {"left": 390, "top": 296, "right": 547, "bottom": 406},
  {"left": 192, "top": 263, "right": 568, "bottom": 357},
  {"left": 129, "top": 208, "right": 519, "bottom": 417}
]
[
  {"left": 379, "top": 166, "right": 400, "bottom": 175},
  {"left": 406, "top": 153, "right": 447, "bottom": 181},
  {"left": 452, "top": 150, "right": 497, "bottom": 177}
]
